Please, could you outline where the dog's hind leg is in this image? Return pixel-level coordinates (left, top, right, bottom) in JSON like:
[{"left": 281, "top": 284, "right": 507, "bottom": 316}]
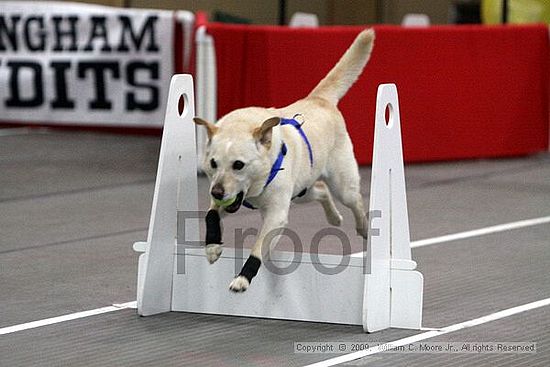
[
  {"left": 294, "top": 181, "right": 343, "bottom": 226},
  {"left": 324, "top": 138, "right": 368, "bottom": 238}
]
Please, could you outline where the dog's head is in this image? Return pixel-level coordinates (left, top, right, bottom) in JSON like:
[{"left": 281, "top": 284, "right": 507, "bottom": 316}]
[{"left": 194, "top": 114, "right": 280, "bottom": 213}]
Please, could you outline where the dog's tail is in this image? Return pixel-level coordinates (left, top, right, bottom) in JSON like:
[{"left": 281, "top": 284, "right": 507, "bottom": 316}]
[{"left": 308, "top": 29, "right": 375, "bottom": 105}]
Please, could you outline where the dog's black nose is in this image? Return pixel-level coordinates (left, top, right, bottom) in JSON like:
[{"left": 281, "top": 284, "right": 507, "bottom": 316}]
[{"left": 211, "top": 184, "right": 225, "bottom": 200}]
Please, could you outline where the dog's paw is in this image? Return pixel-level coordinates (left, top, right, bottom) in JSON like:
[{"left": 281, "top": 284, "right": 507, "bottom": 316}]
[
  {"left": 356, "top": 226, "right": 368, "bottom": 239},
  {"left": 229, "top": 276, "right": 249, "bottom": 292},
  {"left": 327, "top": 212, "right": 343, "bottom": 227},
  {"left": 205, "top": 244, "right": 223, "bottom": 264}
]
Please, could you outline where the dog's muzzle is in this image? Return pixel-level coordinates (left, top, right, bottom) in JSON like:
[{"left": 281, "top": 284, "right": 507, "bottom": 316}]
[{"left": 223, "top": 191, "right": 244, "bottom": 213}]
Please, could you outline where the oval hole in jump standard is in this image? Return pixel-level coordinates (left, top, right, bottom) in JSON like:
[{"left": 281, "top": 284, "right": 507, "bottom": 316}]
[{"left": 178, "top": 94, "right": 188, "bottom": 117}]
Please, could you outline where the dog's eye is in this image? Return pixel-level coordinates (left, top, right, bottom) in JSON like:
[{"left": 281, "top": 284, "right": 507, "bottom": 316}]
[
  {"left": 232, "top": 160, "right": 245, "bottom": 170},
  {"left": 210, "top": 158, "right": 217, "bottom": 169}
]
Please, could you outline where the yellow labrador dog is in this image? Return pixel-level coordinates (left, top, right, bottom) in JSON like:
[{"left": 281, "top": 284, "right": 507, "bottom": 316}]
[{"left": 194, "top": 29, "right": 375, "bottom": 292}]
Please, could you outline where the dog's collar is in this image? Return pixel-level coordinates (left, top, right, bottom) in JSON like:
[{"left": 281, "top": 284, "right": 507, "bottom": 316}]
[{"left": 243, "top": 115, "right": 313, "bottom": 210}]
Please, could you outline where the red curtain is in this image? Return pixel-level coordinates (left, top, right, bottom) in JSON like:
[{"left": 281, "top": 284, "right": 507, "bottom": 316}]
[{"left": 206, "top": 24, "right": 549, "bottom": 164}]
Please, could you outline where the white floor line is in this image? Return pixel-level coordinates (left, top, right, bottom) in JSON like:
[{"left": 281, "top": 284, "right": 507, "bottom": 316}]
[
  {"left": 2, "top": 216, "right": 549, "bottom": 337},
  {"left": 0, "top": 301, "right": 136, "bottom": 336},
  {"left": 351, "top": 215, "right": 550, "bottom": 257},
  {"left": 302, "top": 297, "right": 550, "bottom": 367},
  {"left": 0, "top": 127, "right": 50, "bottom": 137}
]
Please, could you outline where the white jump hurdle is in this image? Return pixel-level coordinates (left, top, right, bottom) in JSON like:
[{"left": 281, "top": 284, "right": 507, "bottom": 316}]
[{"left": 133, "top": 75, "right": 423, "bottom": 332}]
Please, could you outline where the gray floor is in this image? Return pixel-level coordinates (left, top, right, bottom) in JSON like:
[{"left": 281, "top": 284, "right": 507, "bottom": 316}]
[{"left": 1, "top": 129, "right": 549, "bottom": 366}]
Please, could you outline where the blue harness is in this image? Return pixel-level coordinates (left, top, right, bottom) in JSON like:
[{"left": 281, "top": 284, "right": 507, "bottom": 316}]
[{"left": 243, "top": 116, "right": 313, "bottom": 209}]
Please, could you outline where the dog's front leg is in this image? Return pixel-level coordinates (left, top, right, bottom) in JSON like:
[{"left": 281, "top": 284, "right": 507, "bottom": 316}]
[
  {"left": 229, "top": 201, "right": 290, "bottom": 292},
  {"left": 205, "top": 203, "right": 223, "bottom": 264}
]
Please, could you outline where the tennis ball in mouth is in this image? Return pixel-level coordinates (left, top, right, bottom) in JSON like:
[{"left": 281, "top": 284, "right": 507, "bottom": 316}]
[{"left": 213, "top": 196, "right": 237, "bottom": 208}]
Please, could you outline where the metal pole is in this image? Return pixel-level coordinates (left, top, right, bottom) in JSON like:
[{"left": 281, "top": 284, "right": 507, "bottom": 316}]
[
  {"left": 279, "top": 0, "right": 287, "bottom": 25},
  {"left": 502, "top": 0, "right": 508, "bottom": 24},
  {"left": 375, "top": 0, "right": 384, "bottom": 24}
]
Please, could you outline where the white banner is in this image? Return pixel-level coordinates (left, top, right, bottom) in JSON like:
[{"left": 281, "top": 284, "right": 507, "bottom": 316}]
[{"left": 0, "top": 2, "right": 174, "bottom": 127}]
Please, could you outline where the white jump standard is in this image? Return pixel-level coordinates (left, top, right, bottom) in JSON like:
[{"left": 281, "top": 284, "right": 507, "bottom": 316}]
[
  {"left": 133, "top": 75, "right": 423, "bottom": 332},
  {"left": 364, "top": 84, "right": 423, "bottom": 332}
]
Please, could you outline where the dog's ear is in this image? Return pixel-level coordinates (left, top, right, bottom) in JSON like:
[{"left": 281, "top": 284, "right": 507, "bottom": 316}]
[
  {"left": 253, "top": 117, "right": 280, "bottom": 148},
  {"left": 193, "top": 117, "right": 218, "bottom": 140}
]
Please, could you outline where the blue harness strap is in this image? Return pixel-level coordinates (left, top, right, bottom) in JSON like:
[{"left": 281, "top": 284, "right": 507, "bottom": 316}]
[
  {"left": 264, "top": 116, "right": 313, "bottom": 188},
  {"left": 264, "top": 142, "right": 287, "bottom": 188},
  {"left": 280, "top": 116, "right": 314, "bottom": 167},
  {"left": 243, "top": 142, "right": 287, "bottom": 210},
  {"left": 242, "top": 200, "right": 256, "bottom": 209},
  {"left": 243, "top": 116, "right": 313, "bottom": 210}
]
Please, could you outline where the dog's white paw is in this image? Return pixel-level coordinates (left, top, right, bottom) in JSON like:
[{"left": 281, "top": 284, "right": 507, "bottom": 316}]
[
  {"left": 229, "top": 276, "right": 249, "bottom": 292},
  {"left": 205, "top": 244, "right": 223, "bottom": 264}
]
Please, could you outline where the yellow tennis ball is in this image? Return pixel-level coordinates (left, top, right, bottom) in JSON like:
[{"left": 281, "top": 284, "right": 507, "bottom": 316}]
[{"left": 214, "top": 196, "right": 237, "bottom": 208}]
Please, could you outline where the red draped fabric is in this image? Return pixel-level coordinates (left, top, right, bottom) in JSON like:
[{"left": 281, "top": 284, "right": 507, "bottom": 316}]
[{"left": 206, "top": 24, "right": 549, "bottom": 164}]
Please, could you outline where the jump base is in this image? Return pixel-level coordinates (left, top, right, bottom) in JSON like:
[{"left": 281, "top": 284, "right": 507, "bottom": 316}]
[{"left": 171, "top": 246, "right": 364, "bottom": 325}]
